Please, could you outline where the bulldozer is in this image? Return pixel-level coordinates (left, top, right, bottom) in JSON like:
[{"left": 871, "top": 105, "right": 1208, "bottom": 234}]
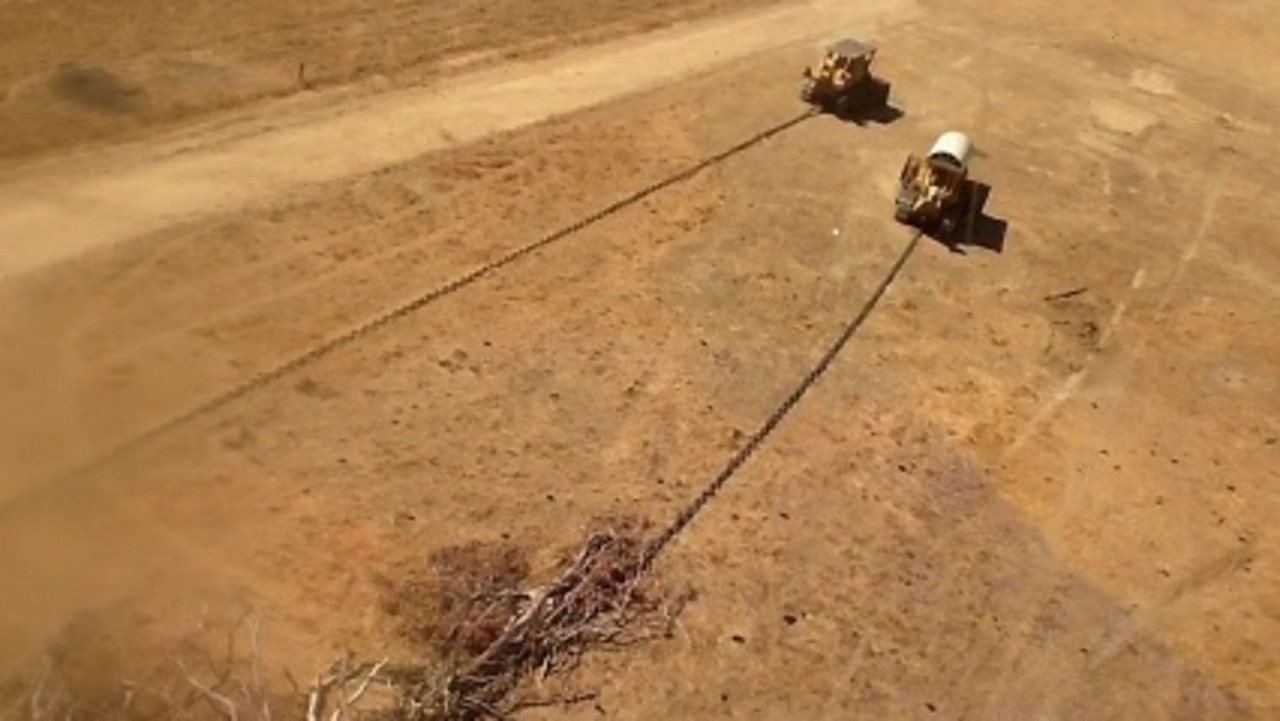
[
  {"left": 893, "top": 130, "right": 991, "bottom": 246},
  {"left": 800, "top": 39, "right": 891, "bottom": 117}
]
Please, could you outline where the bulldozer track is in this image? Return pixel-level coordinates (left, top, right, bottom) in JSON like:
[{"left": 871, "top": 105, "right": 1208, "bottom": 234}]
[
  {"left": 13, "top": 108, "right": 819, "bottom": 508},
  {"left": 642, "top": 228, "right": 924, "bottom": 569}
]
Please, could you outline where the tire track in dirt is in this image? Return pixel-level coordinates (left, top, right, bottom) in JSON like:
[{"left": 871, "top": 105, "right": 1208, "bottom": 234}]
[
  {"left": 0, "top": 0, "right": 914, "bottom": 283},
  {"left": 1, "top": 108, "right": 817, "bottom": 512}
]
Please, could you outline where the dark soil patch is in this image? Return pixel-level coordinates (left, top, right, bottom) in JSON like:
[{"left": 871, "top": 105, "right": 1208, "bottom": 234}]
[{"left": 50, "top": 64, "right": 144, "bottom": 113}]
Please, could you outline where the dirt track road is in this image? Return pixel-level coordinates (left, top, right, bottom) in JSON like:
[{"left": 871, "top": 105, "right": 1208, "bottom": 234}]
[{"left": 0, "top": 0, "right": 911, "bottom": 283}]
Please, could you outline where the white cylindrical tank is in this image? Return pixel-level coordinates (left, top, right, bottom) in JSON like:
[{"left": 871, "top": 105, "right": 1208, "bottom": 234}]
[{"left": 927, "top": 130, "right": 973, "bottom": 169}]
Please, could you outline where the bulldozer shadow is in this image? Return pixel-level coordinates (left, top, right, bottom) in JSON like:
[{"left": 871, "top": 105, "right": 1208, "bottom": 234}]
[
  {"left": 831, "top": 101, "right": 905, "bottom": 127},
  {"left": 929, "top": 212, "right": 1009, "bottom": 255}
]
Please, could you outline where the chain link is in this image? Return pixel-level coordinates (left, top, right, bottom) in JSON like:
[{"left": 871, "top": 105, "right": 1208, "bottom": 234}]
[
  {"left": 641, "top": 229, "right": 924, "bottom": 570},
  {"left": 19, "top": 109, "right": 820, "bottom": 508}
]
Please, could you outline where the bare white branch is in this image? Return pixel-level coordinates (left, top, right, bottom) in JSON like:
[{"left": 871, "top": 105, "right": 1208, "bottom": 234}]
[{"left": 176, "top": 660, "right": 239, "bottom": 721}]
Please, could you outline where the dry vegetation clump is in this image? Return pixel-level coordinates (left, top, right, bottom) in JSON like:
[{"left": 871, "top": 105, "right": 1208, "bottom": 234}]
[
  {"left": 378, "top": 540, "right": 534, "bottom": 664},
  {"left": 372, "top": 515, "right": 688, "bottom": 720},
  {"left": 1, "top": 517, "right": 688, "bottom": 721},
  {"left": 0, "top": 608, "right": 301, "bottom": 721}
]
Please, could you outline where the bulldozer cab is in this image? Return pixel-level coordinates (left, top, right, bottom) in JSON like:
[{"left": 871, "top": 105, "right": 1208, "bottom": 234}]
[
  {"left": 805, "top": 39, "right": 876, "bottom": 83},
  {"left": 899, "top": 155, "right": 963, "bottom": 199},
  {"left": 925, "top": 156, "right": 967, "bottom": 195}
]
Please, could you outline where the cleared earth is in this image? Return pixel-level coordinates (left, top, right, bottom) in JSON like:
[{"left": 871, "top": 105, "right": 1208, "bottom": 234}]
[{"left": 0, "top": 0, "right": 1277, "bottom": 718}]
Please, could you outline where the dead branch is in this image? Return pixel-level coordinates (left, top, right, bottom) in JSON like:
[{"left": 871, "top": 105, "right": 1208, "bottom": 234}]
[
  {"left": 283, "top": 670, "right": 303, "bottom": 698},
  {"left": 176, "top": 660, "right": 239, "bottom": 721},
  {"left": 1044, "top": 286, "right": 1088, "bottom": 302},
  {"left": 369, "top": 523, "right": 670, "bottom": 720},
  {"left": 2, "top": 612, "right": 280, "bottom": 721},
  {"left": 28, "top": 658, "right": 52, "bottom": 720},
  {"left": 306, "top": 679, "right": 324, "bottom": 721},
  {"left": 0, "top": 524, "right": 674, "bottom": 721},
  {"left": 331, "top": 655, "right": 351, "bottom": 721},
  {"left": 343, "top": 659, "right": 389, "bottom": 709},
  {"left": 508, "top": 691, "right": 597, "bottom": 713},
  {"left": 306, "top": 655, "right": 386, "bottom": 721},
  {"left": 247, "top": 618, "right": 269, "bottom": 721}
]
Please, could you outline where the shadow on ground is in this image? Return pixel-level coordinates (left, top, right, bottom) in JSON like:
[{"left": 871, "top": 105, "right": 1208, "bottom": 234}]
[
  {"left": 828, "top": 102, "right": 905, "bottom": 127},
  {"left": 49, "top": 64, "right": 145, "bottom": 113},
  {"left": 924, "top": 211, "right": 1010, "bottom": 255}
]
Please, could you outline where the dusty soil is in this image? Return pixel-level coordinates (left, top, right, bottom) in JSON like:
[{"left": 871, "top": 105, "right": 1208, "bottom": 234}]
[
  {"left": 0, "top": 0, "right": 783, "bottom": 162},
  {"left": 1, "top": 0, "right": 1278, "bottom": 718},
  {"left": 0, "top": 0, "right": 906, "bottom": 280}
]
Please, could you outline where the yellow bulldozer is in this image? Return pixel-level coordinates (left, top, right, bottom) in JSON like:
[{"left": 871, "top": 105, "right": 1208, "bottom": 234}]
[
  {"left": 800, "top": 39, "right": 891, "bottom": 116},
  {"left": 893, "top": 130, "right": 991, "bottom": 246}
]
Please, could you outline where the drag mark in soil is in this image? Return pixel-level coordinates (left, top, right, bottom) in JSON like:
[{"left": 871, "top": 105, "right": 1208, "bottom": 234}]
[
  {"left": 5, "top": 109, "right": 819, "bottom": 516},
  {"left": 642, "top": 228, "right": 925, "bottom": 569},
  {"left": 325, "top": 227, "right": 924, "bottom": 719}
]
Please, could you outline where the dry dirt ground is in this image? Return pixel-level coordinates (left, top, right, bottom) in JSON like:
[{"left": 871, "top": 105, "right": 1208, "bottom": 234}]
[
  {"left": 0, "top": 0, "right": 784, "bottom": 161},
  {"left": 2, "top": 0, "right": 1279, "bottom": 718}
]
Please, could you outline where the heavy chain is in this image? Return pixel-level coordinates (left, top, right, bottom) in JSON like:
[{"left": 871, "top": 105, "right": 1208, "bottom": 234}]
[
  {"left": 641, "top": 229, "right": 924, "bottom": 570},
  {"left": 20, "top": 109, "right": 820, "bottom": 507}
]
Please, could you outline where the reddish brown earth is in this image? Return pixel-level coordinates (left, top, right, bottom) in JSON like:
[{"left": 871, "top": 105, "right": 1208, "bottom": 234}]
[{"left": 0, "top": 0, "right": 1277, "bottom": 718}]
